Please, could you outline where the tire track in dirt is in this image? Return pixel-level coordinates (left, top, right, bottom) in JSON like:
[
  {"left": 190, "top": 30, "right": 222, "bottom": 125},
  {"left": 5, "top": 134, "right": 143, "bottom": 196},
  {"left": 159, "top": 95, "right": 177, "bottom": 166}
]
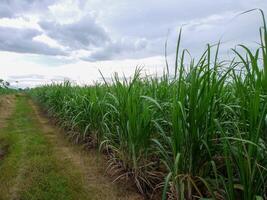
[
  {"left": 29, "top": 99, "right": 144, "bottom": 200},
  {"left": 0, "top": 95, "right": 16, "bottom": 162},
  {"left": 0, "top": 95, "right": 16, "bottom": 129}
]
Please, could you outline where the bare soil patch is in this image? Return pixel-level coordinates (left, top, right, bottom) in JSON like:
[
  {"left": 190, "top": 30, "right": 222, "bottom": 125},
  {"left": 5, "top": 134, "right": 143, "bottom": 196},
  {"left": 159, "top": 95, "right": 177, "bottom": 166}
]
[{"left": 0, "top": 94, "right": 16, "bottom": 129}]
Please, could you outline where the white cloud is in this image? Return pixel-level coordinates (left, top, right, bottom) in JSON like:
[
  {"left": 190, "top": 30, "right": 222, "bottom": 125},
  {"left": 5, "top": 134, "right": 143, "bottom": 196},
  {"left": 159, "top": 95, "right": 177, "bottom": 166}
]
[
  {"left": 33, "top": 34, "right": 65, "bottom": 50},
  {"left": 0, "top": 17, "right": 40, "bottom": 29},
  {"left": 48, "top": 0, "right": 83, "bottom": 24},
  {"left": 0, "top": 51, "right": 166, "bottom": 88}
]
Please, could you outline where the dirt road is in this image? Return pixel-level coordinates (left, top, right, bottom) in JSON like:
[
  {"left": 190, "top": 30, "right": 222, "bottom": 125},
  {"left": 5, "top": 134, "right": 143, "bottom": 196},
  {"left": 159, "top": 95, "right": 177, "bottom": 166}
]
[{"left": 0, "top": 95, "right": 143, "bottom": 200}]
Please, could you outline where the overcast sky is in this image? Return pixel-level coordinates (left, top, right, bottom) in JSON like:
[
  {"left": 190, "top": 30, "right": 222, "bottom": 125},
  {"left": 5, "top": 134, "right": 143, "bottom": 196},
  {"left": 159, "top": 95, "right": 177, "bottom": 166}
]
[{"left": 0, "top": 0, "right": 266, "bottom": 88}]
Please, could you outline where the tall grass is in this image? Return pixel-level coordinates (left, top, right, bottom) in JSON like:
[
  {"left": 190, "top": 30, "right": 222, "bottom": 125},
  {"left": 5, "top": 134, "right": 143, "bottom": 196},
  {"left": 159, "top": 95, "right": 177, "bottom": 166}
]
[{"left": 31, "top": 10, "right": 267, "bottom": 199}]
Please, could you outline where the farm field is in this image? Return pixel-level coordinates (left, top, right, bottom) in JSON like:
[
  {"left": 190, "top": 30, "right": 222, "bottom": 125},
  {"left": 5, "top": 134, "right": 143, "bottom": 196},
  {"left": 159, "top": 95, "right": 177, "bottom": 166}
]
[
  {"left": 0, "top": 94, "right": 142, "bottom": 200},
  {"left": 0, "top": 7, "right": 267, "bottom": 200},
  {"left": 28, "top": 12, "right": 267, "bottom": 200}
]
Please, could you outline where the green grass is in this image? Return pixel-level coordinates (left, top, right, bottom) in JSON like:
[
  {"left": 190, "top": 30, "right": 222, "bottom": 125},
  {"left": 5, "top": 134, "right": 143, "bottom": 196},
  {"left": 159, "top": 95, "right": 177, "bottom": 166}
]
[
  {"left": 0, "top": 88, "right": 16, "bottom": 95},
  {"left": 30, "top": 9, "right": 267, "bottom": 200},
  {"left": 0, "top": 95, "right": 93, "bottom": 200}
]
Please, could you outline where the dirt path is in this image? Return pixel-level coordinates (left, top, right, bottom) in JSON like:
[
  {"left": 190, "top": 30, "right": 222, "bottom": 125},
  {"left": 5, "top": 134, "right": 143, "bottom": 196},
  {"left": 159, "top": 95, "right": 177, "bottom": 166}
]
[
  {"left": 0, "top": 95, "right": 143, "bottom": 200},
  {"left": 0, "top": 95, "right": 16, "bottom": 163},
  {"left": 29, "top": 99, "right": 143, "bottom": 200},
  {"left": 0, "top": 95, "right": 16, "bottom": 128}
]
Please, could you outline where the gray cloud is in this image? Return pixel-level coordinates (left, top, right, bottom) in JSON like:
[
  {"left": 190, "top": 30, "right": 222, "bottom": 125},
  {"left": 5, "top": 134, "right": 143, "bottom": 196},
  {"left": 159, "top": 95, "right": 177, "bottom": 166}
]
[
  {"left": 0, "top": 0, "right": 56, "bottom": 18},
  {"left": 39, "top": 15, "right": 110, "bottom": 50},
  {"left": 85, "top": 0, "right": 267, "bottom": 59},
  {"left": 83, "top": 38, "right": 148, "bottom": 61},
  {"left": 0, "top": 3, "right": 12, "bottom": 18},
  {"left": 0, "top": 27, "right": 66, "bottom": 56},
  {"left": 39, "top": 14, "right": 149, "bottom": 61},
  {"left": 8, "top": 74, "right": 45, "bottom": 80},
  {"left": 0, "top": 0, "right": 266, "bottom": 63},
  {"left": 94, "top": 0, "right": 266, "bottom": 38}
]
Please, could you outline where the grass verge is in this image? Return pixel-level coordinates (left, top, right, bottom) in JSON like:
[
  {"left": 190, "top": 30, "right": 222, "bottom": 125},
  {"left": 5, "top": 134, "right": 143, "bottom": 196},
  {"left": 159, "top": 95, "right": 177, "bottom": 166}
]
[{"left": 0, "top": 95, "right": 93, "bottom": 200}]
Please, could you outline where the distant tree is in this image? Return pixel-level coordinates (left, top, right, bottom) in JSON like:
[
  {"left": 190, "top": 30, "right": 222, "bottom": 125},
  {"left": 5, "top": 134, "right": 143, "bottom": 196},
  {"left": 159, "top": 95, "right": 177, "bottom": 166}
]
[
  {"left": 0, "top": 79, "right": 11, "bottom": 89},
  {"left": 0, "top": 79, "right": 4, "bottom": 88}
]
